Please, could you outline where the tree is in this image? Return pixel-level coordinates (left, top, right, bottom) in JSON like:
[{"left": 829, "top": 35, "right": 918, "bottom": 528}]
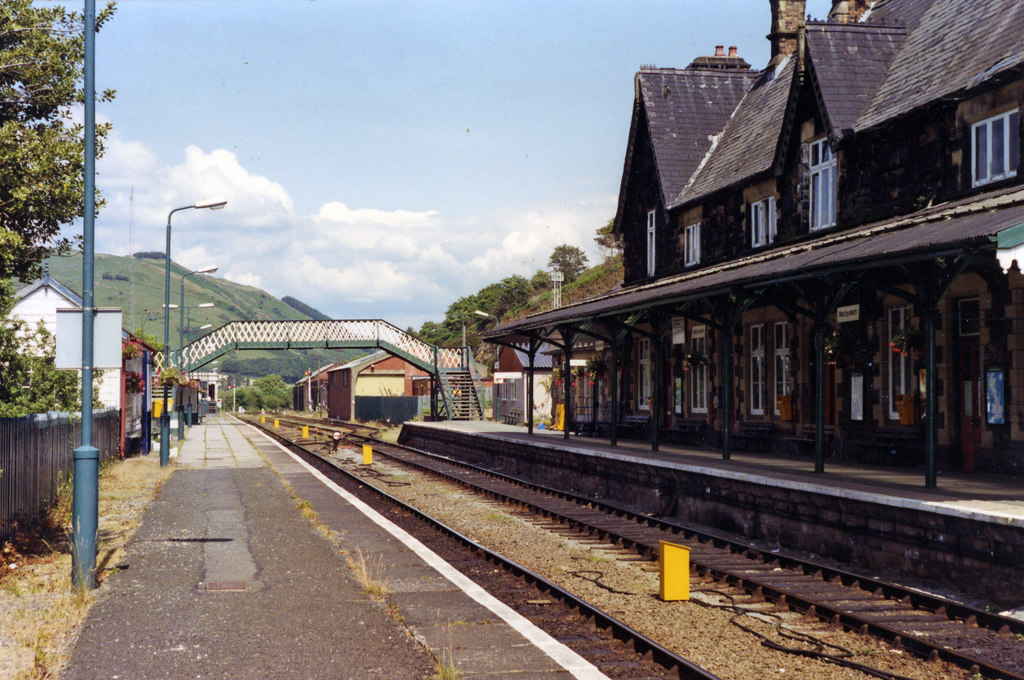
[
  {"left": 0, "top": 282, "right": 81, "bottom": 417},
  {"left": 547, "top": 244, "right": 588, "bottom": 283},
  {"left": 251, "top": 374, "right": 292, "bottom": 410},
  {"left": 0, "top": 1, "right": 117, "bottom": 283},
  {"left": 594, "top": 218, "right": 622, "bottom": 261}
]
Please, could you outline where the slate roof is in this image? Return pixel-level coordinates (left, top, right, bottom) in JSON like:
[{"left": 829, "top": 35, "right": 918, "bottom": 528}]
[
  {"left": 633, "top": 67, "right": 755, "bottom": 204},
  {"left": 485, "top": 185, "right": 1024, "bottom": 340},
  {"left": 670, "top": 58, "right": 795, "bottom": 207},
  {"left": 858, "top": 0, "right": 1024, "bottom": 130},
  {"left": 805, "top": 22, "right": 907, "bottom": 136},
  {"left": 512, "top": 344, "right": 554, "bottom": 370},
  {"left": 14, "top": 273, "right": 83, "bottom": 307}
]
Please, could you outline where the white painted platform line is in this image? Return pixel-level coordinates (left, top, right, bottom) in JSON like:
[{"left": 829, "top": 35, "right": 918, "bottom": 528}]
[{"left": 246, "top": 422, "right": 612, "bottom": 680}]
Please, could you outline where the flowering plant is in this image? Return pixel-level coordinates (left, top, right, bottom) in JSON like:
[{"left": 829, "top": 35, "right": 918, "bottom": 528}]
[
  {"left": 585, "top": 356, "right": 606, "bottom": 379},
  {"left": 124, "top": 370, "right": 145, "bottom": 394},
  {"left": 890, "top": 326, "right": 923, "bottom": 358},
  {"left": 158, "top": 367, "right": 184, "bottom": 387},
  {"left": 122, "top": 339, "right": 143, "bottom": 360}
]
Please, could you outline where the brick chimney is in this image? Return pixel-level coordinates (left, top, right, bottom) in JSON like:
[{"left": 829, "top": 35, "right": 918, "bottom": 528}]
[
  {"left": 768, "top": 0, "right": 806, "bottom": 65},
  {"left": 828, "top": 0, "right": 874, "bottom": 23}
]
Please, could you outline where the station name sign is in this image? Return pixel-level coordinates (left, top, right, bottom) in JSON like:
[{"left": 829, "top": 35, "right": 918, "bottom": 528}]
[
  {"left": 493, "top": 371, "right": 522, "bottom": 384},
  {"left": 837, "top": 304, "right": 860, "bottom": 323}
]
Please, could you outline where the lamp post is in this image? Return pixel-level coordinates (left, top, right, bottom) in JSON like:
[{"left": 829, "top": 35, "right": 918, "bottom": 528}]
[
  {"left": 179, "top": 265, "right": 218, "bottom": 361},
  {"left": 161, "top": 199, "right": 226, "bottom": 466},
  {"left": 474, "top": 310, "right": 498, "bottom": 325}
]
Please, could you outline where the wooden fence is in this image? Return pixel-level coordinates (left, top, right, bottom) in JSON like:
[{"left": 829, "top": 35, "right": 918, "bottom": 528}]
[{"left": 0, "top": 411, "right": 121, "bottom": 541}]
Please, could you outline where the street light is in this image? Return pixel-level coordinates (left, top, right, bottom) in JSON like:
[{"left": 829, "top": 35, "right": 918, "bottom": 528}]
[
  {"left": 179, "top": 265, "right": 218, "bottom": 360},
  {"left": 474, "top": 310, "right": 499, "bottom": 324},
  {"left": 161, "top": 198, "right": 226, "bottom": 466}
]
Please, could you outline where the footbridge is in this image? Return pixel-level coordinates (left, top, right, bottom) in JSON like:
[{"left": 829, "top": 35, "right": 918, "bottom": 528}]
[{"left": 170, "top": 319, "right": 485, "bottom": 420}]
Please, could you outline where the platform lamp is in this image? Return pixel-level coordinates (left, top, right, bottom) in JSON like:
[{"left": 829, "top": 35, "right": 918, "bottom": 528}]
[
  {"left": 473, "top": 310, "right": 498, "bottom": 325},
  {"left": 161, "top": 199, "right": 226, "bottom": 466}
]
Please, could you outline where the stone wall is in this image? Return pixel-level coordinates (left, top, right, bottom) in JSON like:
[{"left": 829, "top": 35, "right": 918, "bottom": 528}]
[{"left": 400, "top": 423, "right": 1024, "bottom": 607}]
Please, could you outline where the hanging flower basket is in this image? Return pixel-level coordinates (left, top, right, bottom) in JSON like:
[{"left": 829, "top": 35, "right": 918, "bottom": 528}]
[
  {"left": 158, "top": 367, "right": 184, "bottom": 387},
  {"left": 890, "top": 326, "right": 923, "bottom": 358},
  {"left": 585, "top": 356, "right": 606, "bottom": 380},
  {"left": 122, "top": 339, "right": 143, "bottom": 360},
  {"left": 125, "top": 370, "right": 145, "bottom": 394},
  {"left": 684, "top": 348, "right": 707, "bottom": 368}
]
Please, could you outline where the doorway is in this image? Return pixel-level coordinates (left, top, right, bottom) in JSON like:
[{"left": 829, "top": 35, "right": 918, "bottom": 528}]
[{"left": 958, "top": 299, "right": 981, "bottom": 470}]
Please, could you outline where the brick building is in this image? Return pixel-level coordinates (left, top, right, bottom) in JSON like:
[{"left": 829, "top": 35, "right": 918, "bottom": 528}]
[{"left": 484, "top": 0, "right": 1024, "bottom": 483}]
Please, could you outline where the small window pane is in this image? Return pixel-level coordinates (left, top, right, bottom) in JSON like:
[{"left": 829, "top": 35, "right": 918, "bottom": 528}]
[
  {"left": 976, "top": 124, "right": 989, "bottom": 183},
  {"left": 1010, "top": 112, "right": 1020, "bottom": 175},
  {"left": 992, "top": 117, "right": 1006, "bottom": 177}
]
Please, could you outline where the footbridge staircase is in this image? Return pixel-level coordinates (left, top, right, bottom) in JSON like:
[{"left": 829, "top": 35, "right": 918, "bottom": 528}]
[{"left": 169, "top": 319, "right": 485, "bottom": 421}]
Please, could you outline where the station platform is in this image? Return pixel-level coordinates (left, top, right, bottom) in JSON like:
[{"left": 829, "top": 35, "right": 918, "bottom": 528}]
[
  {"left": 399, "top": 420, "right": 1024, "bottom": 608},
  {"left": 67, "top": 415, "right": 610, "bottom": 680},
  {"left": 404, "top": 420, "right": 1024, "bottom": 524}
]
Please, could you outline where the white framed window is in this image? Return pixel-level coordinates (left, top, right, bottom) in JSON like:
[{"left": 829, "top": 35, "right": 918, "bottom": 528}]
[
  {"left": 809, "top": 138, "right": 837, "bottom": 231},
  {"left": 773, "top": 321, "right": 790, "bottom": 416},
  {"left": 646, "top": 209, "right": 656, "bottom": 277},
  {"left": 750, "top": 197, "right": 777, "bottom": 248},
  {"left": 973, "top": 109, "right": 1020, "bottom": 187},
  {"left": 638, "top": 338, "right": 652, "bottom": 410},
  {"left": 691, "top": 326, "right": 708, "bottom": 414},
  {"left": 684, "top": 222, "right": 701, "bottom": 266},
  {"left": 749, "top": 324, "right": 765, "bottom": 415},
  {"left": 888, "top": 305, "right": 913, "bottom": 420}
]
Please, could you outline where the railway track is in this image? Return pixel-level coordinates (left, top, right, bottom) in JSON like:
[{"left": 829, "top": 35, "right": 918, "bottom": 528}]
[{"left": 255, "top": 413, "right": 1024, "bottom": 680}]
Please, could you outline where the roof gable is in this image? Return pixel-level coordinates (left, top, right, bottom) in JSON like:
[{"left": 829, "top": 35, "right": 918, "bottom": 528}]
[
  {"left": 858, "top": 0, "right": 1024, "bottom": 130},
  {"left": 637, "top": 68, "right": 756, "bottom": 204},
  {"left": 672, "top": 58, "right": 797, "bottom": 207},
  {"left": 14, "top": 274, "right": 83, "bottom": 307},
  {"left": 805, "top": 22, "right": 907, "bottom": 136}
]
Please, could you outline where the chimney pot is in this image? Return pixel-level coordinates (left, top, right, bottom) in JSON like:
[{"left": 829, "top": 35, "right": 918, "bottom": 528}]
[
  {"left": 714, "top": 45, "right": 725, "bottom": 57},
  {"left": 728, "top": 46, "right": 738, "bottom": 57}
]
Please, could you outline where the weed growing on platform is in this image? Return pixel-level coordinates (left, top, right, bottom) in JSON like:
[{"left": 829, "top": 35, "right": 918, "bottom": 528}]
[
  {"left": 433, "top": 621, "right": 463, "bottom": 680},
  {"left": 0, "top": 455, "right": 171, "bottom": 679},
  {"left": 347, "top": 547, "right": 390, "bottom": 598}
]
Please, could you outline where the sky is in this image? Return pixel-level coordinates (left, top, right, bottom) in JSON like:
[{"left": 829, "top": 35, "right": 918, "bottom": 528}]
[{"left": 67, "top": 0, "right": 836, "bottom": 330}]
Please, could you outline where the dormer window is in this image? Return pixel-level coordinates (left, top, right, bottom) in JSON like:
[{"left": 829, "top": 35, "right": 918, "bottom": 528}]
[
  {"left": 809, "top": 138, "right": 837, "bottom": 231},
  {"left": 646, "top": 209, "right": 656, "bottom": 277},
  {"left": 972, "top": 109, "right": 1020, "bottom": 187},
  {"left": 750, "top": 197, "right": 777, "bottom": 248},
  {"left": 684, "top": 222, "right": 701, "bottom": 266}
]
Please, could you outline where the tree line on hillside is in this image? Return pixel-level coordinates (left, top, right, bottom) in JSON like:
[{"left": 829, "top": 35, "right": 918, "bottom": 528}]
[{"left": 410, "top": 222, "right": 622, "bottom": 350}]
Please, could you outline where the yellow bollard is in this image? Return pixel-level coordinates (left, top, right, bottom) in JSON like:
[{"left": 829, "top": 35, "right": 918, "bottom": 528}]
[
  {"left": 659, "top": 540, "right": 690, "bottom": 601},
  {"left": 274, "top": 419, "right": 279, "bottom": 429},
  {"left": 302, "top": 425, "right": 309, "bottom": 439},
  {"left": 362, "top": 443, "right": 373, "bottom": 465},
  {"left": 260, "top": 415, "right": 266, "bottom": 424}
]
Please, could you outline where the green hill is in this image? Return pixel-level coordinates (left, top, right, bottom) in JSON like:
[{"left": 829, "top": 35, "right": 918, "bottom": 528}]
[{"left": 32, "top": 252, "right": 362, "bottom": 383}]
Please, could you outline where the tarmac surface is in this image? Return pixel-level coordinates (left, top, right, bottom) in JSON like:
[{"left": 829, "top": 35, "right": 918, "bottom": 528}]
[{"left": 68, "top": 415, "right": 608, "bottom": 679}]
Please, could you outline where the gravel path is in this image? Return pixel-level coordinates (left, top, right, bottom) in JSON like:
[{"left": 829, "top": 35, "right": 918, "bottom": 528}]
[{"left": 330, "top": 446, "right": 973, "bottom": 680}]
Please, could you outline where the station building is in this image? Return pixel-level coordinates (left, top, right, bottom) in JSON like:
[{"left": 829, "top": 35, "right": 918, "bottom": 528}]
[{"left": 483, "top": 0, "right": 1024, "bottom": 484}]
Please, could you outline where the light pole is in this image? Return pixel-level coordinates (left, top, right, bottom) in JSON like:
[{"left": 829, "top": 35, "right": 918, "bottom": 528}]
[
  {"left": 474, "top": 310, "right": 498, "bottom": 325},
  {"left": 179, "top": 265, "right": 218, "bottom": 361},
  {"left": 161, "top": 199, "right": 226, "bottom": 466}
]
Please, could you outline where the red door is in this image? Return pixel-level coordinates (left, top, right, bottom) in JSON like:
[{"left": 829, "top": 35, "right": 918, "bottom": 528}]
[{"left": 959, "top": 342, "right": 982, "bottom": 471}]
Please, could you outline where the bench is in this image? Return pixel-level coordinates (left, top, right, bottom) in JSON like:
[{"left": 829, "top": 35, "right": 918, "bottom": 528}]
[
  {"left": 783, "top": 424, "right": 834, "bottom": 457},
  {"left": 501, "top": 408, "right": 521, "bottom": 425},
  {"left": 618, "top": 414, "right": 651, "bottom": 439},
  {"left": 730, "top": 421, "right": 774, "bottom": 452},
  {"left": 664, "top": 417, "right": 706, "bottom": 445},
  {"left": 856, "top": 427, "right": 923, "bottom": 466}
]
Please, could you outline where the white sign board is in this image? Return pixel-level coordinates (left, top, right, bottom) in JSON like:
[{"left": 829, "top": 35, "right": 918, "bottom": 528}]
[
  {"left": 671, "top": 317, "right": 686, "bottom": 344},
  {"left": 493, "top": 371, "right": 522, "bottom": 384},
  {"left": 56, "top": 308, "right": 124, "bottom": 369},
  {"left": 549, "top": 270, "right": 563, "bottom": 282},
  {"left": 837, "top": 304, "right": 860, "bottom": 323},
  {"left": 569, "top": 359, "right": 587, "bottom": 367}
]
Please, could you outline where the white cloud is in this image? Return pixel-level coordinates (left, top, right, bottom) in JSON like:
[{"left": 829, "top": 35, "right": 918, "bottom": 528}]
[{"left": 96, "top": 135, "right": 615, "bottom": 328}]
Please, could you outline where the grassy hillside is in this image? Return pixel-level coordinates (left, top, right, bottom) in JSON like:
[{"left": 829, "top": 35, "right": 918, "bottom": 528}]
[
  {"left": 33, "top": 252, "right": 360, "bottom": 382},
  {"left": 509, "top": 255, "right": 623, "bottom": 321}
]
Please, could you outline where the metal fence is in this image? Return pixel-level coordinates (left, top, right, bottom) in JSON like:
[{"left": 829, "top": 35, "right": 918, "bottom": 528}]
[
  {"left": 354, "top": 396, "right": 429, "bottom": 424},
  {"left": 0, "top": 410, "right": 120, "bottom": 541}
]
